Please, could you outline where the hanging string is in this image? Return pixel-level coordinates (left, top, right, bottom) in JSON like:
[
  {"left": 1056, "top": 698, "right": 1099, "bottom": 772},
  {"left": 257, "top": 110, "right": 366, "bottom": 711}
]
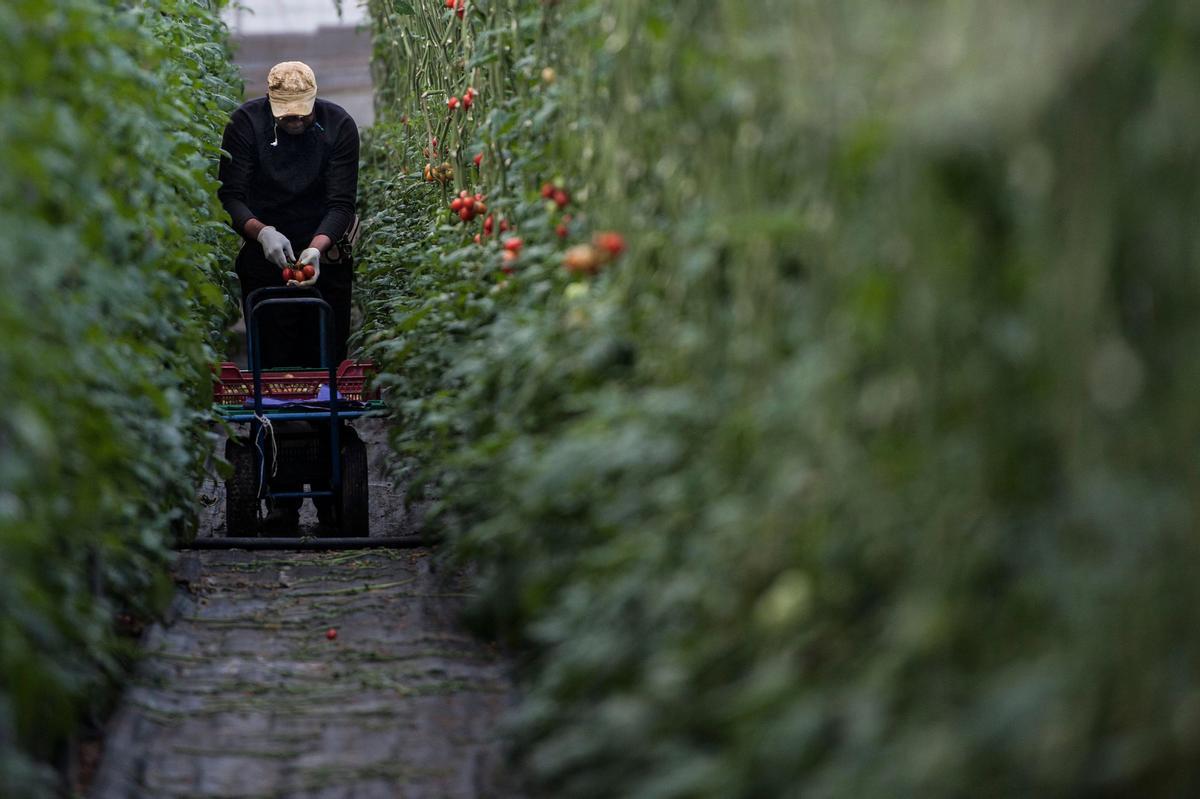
[{"left": 253, "top": 412, "right": 279, "bottom": 499}]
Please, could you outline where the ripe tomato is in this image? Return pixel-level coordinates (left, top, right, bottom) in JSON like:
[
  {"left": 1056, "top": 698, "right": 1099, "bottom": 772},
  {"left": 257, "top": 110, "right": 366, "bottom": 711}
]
[
  {"left": 302, "top": 264, "right": 316, "bottom": 279},
  {"left": 447, "top": 96, "right": 459, "bottom": 110},
  {"left": 326, "top": 628, "right": 338, "bottom": 640},
  {"left": 540, "top": 182, "right": 555, "bottom": 199},
  {"left": 503, "top": 237, "right": 523, "bottom": 253},
  {"left": 483, "top": 214, "right": 494, "bottom": 234},
  {"left": 459, "top": 206, "right": 473, "bottom": 222},
  {"left": 474, "top": 201, "right": 487, "bottom": 215},
  {"left": 594, "top": 231, "right": 626, "bottom": 258},
  {"left": 553, "top": 189, "right": 570, "bottom": 208},
  {"left": 282, "top": 268, "right": 294, "bottom": 282},
  {"left": 460, "top": 189, "right": 470, "bottom": 199},
  {"left": 473, "top": 152, "right": 483, "bottom": 167},
  {"left": 451, "top": 197, "right": 464, "bottom": 212}
]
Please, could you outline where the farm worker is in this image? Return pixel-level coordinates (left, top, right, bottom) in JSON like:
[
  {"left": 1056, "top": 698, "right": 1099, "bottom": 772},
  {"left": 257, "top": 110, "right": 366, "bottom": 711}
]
[
  {"left": 217, "top": 60, "right": 359, "bottom": 370},
  {"left": 217, "top": 61, "right": 360, "bottom": 531}
]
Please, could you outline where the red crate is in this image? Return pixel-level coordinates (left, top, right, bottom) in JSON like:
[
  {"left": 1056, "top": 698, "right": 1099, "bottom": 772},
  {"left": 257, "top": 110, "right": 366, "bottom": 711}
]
[{"left": 213, "top": 359, "right": 380, "bottom": 405}]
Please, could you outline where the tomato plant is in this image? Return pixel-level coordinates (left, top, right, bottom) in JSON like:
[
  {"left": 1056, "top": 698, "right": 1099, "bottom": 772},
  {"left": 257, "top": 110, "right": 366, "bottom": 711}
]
[
  {"left": 360, "top": 1, "right": 1200, "bottom": 796},
  {"left": 0, "top": 0, "right": 241, "bottom": 792}
]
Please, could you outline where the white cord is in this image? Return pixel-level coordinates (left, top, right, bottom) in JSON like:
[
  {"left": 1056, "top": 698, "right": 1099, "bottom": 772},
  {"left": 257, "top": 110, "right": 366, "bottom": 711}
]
[
  {"left": 270, "top": 121, "right": 279, "bottom": 147},
  {"left": 254, "top": 413, "right": 279, "bottom": 498}
]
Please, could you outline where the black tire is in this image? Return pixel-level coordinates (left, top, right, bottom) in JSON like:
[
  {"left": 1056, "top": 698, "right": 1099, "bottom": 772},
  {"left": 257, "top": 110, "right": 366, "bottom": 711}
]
[
  {"left": 224, "top": 437, "right": 260, "bottom": 536},
  {"left": 338, "top": 429, "right": 370, "bottom": 537}
]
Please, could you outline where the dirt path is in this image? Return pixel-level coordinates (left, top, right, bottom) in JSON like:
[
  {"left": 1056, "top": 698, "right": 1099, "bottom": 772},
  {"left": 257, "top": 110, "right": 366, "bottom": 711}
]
[{"left": 90, "top": 420, "right": 524, "bottom": 798}]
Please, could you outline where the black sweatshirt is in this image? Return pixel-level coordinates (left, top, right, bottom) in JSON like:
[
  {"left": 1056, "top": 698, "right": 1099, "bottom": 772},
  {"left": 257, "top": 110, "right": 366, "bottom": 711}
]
[{"left": 217, "top": 97, "right": 359, "bottom": 250}]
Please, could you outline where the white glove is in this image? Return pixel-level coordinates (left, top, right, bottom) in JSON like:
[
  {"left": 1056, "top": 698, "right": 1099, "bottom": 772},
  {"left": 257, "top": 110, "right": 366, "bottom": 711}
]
[
  {"left": 257, "top": 225, "right": 295, "bottom": 269},
  {"left": 295, "top": 247, "right": 321, "bottom": 287}
]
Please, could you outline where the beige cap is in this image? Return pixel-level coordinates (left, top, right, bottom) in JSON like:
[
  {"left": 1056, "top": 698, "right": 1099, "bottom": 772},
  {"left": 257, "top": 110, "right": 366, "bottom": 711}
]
[{"left": 266, "top": 61, "right": 318, "bottom": 117}]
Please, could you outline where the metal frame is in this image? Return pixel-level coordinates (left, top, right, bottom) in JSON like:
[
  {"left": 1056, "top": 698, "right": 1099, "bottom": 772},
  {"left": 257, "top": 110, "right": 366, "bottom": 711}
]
[
  {"left": 187, "top": 288, "right": 405, "bottom": 550},
  {"left": 245, "top": 286, "right": 340, "bottom": 509}
]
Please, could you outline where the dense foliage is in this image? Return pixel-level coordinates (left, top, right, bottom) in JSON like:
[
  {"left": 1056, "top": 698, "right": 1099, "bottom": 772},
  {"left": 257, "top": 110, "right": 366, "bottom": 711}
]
[
  {"left": 0, "top": 0, "right": 240, "bottom": 791},
  {"left": 360, "top": 1, "right": 1200, "bottom": 795}
]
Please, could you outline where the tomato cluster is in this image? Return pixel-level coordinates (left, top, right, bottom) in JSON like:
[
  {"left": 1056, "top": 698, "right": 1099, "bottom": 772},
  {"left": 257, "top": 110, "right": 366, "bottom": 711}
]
[
  {"left": 563, "top": 232, "right": 626, "bottom": 276},
  {"left": 282, "top": 263, "right": 316, "bottom": 284},
  {"left": 447, "top": 86, "right": 479, "bottom": 112},
  {"left": 540, "top": 182, "right": 571, "bottom": 209},
  {"left": 424, "top": 161, "right": 453, "bottom": 183},
  {"left": 450, "top": 190, "right": 487, "bottom": 222},
  {"left": 474, "top": 213, "right": 512, "bottom": 244}
]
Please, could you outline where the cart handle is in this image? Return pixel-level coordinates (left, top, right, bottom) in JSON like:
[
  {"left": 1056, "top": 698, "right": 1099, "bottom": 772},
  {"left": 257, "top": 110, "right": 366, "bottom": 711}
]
[
  {"left": 246, "top": 296, "right": 338, "bottom": 413},
  {"left": 244, "top": 286, "right": 321, "bottom": 361},
  {"left": 244, "top": 293, "right": 343, "bottom": 505}
]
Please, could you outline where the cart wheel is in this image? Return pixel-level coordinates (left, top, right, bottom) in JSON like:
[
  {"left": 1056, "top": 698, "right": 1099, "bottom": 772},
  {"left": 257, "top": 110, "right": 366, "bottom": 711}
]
[
  {"left": 338, "top": 429, "right": 370, "bottom": 537},
  {"left": 224, "top": 437, "right": 260, "bottom": 535}
]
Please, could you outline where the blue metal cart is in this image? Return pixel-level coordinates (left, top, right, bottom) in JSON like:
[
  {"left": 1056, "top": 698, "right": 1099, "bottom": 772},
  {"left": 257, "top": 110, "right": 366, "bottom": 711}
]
[{"left": 214, "top": 286, "right": 380, "bottom": 540}]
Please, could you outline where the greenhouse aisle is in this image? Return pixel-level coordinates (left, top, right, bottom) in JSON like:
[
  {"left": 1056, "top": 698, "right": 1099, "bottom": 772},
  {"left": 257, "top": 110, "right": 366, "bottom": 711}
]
[{"left": 89, "top": 425, "right": 523, "bottom": 798}]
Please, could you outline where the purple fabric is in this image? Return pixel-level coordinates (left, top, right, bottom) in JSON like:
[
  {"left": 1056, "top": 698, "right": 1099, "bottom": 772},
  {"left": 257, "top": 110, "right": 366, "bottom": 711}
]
[{"left": 242, "top": 383, "right": 347, "bottom": 408}]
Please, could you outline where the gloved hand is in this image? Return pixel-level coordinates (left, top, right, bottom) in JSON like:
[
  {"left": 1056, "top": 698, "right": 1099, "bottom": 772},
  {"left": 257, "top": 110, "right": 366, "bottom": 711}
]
[
  {"left": 295, "top": 247, "right": 321, "bottom": 287},
  {"left": 257, "top": 225, "right": 295, "bottom": 269}
]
